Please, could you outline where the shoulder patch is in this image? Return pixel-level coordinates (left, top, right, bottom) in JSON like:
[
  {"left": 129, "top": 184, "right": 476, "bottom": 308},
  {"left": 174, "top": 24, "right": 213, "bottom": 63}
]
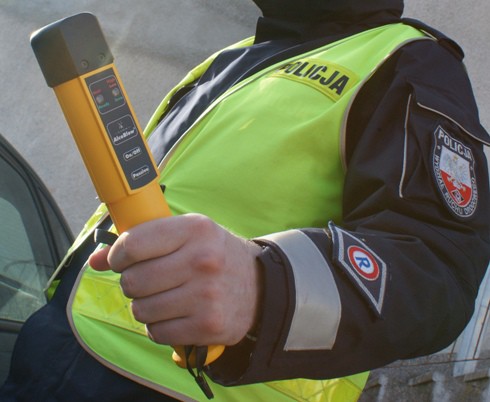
[
  {"left": 432, "top": 126, "right": 478, "bottom": 218},
  {"left": 329, "top": 223, "right": 387, "bottom": 317}
]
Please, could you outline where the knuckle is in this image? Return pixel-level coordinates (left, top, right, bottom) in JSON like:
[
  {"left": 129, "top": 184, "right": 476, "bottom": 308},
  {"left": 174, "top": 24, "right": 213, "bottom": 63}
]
[
  {"left": 146, "top": 324, "right": 166, "bottom": 345},
  {"left": 200, "top": 281, "right": 222, "bottom": 302},
  {"left": 120, "top": 233, "right": 140, "bottom": 258},
  {"left": 184, "top": 213, "right": 228, "bottom": 273},
  {"left": 197, "top": 286, "right": 225, "bottom": 336},
  {"left": 108, "top": 232, "right": 141, "bottom": 270},
  {"left": 200, "top": 309, "right": 225, "bottom": 337},
  {"left": 120, "top": 271, "right": 137, "bottom": 298},
  {"left": 192, "top": 249, "right": 222, "bottom": 273},
  {"left": 130, "top": 300, "right": 146, "bottom": 323},
  {"left": 187, "top": 213, "right": 216, "bottom": 234}
]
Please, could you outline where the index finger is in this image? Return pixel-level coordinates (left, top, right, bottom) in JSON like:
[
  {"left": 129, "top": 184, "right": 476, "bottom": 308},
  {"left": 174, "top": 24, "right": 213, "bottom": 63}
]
[{"left": 107, "top": 215, "right": 190, "bottom": 272}]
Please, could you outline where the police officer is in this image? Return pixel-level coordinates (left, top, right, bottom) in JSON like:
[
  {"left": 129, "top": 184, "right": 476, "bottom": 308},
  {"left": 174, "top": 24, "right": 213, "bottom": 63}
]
[{"left": 2, "top": 0, "right": 489, "bottom": 401}]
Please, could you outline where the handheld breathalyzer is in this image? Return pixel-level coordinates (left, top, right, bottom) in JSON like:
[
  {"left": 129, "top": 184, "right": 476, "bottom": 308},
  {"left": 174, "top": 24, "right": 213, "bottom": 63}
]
[{"left": 30, "top": 13, "right": 223, "bottom": 396}]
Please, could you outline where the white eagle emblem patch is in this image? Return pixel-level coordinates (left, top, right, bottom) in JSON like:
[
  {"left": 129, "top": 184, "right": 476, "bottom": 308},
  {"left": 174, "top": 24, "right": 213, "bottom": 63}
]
[{"left": 433, "top": 126, "right": 478, "bottom": 218}]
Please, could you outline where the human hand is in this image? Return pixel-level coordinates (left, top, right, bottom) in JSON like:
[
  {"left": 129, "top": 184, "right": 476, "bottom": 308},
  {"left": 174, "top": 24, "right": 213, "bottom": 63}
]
[{"left": 88, "top": 213, "right": 262, "bottom": 347}]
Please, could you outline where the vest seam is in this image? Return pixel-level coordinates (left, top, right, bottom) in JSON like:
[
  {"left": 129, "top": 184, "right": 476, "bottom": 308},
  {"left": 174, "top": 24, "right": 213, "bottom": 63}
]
[
  {"left": 399, "top": 93, "right": 413, "bottom": 199},
  {"left": 339, "top": 35, "right": 434, "bottom": 172}
]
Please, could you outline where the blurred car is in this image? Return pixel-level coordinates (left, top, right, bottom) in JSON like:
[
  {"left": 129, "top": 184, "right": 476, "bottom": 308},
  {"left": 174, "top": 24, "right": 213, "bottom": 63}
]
[{"left": 0, "top": 132, "right": 73, "bottom": 384}]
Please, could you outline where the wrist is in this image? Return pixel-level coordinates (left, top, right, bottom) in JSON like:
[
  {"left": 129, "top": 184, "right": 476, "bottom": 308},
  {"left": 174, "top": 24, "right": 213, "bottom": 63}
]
[{"left": 245, "top": 240, "right": 265, "bottom": 342}]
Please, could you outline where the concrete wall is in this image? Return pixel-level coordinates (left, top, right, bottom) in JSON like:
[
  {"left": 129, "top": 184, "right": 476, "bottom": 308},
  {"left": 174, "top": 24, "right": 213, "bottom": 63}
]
[{"left": 0, "top": 0, "right": 488, "bottom": 234}]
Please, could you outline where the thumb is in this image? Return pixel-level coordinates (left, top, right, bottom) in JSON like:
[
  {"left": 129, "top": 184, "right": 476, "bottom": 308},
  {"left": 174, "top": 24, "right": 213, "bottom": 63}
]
[{"left": 88, "top": 246, "right": 112, "bottom": 271}]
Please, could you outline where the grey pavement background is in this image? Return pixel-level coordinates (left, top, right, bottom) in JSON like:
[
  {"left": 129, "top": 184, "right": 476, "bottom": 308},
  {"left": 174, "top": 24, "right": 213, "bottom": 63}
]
[{"left": 0, "top": 0, "right": 488, "bottom": 234}]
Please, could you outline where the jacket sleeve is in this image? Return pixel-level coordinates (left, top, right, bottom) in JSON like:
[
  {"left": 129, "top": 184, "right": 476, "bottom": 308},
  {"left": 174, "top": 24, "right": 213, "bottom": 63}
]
[{"left": 207, "top": 38, "right": 490, "bottom": 385}]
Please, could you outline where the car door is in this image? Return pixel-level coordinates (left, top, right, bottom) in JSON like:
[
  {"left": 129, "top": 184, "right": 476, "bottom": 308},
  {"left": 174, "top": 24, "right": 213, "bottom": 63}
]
[{"left": 0, "top": 133, "right": 73, "bottom": 384}]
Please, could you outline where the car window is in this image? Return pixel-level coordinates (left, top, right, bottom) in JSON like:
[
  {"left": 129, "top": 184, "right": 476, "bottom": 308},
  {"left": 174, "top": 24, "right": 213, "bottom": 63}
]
[
  {"left": 0, "top": 135, "right": 73, "bottom": 323},
  {"left": 0, "top": 197, "right": 46, "bottom": 321},
  {"left": 0, "top": 135, "right": 73, "bottom": 384}
]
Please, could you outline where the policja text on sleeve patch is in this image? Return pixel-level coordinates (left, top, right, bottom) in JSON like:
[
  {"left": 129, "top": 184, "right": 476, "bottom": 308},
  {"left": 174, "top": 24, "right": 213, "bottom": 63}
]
[
  {"left": 432, "top": 126, "right": 478, "bottom": 219},
  {"left": 329, "top": 222, "right": 387, "bottom": 317}
]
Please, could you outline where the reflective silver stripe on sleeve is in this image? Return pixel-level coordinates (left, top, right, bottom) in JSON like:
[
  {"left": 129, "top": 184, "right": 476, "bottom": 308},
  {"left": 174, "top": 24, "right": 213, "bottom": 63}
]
[{"left": 258, "top": 230, "right": 341, "bottom": 351}]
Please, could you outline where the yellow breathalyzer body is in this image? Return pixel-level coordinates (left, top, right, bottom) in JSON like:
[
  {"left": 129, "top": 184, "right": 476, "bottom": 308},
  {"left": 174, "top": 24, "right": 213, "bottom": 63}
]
[
  {"left": 30, "top": 14, "right": 170, "bottom": 232},
  {"left": 30, "top": 13, "right": 224, "bottom": 376}
]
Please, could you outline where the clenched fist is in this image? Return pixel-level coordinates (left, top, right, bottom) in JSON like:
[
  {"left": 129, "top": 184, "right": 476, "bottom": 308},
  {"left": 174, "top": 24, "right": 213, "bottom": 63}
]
[{"left": 88, "top": 213, "right": 263, "bottom": 347}]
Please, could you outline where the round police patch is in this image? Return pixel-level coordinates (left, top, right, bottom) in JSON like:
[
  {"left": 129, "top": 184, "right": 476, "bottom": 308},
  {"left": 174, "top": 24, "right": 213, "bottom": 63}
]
[
  {"left": 432, "top": 126, "right": 478, "bottom": 218},
  {"left": 348, "top": 246, "right": 380, "bottom": 281}
]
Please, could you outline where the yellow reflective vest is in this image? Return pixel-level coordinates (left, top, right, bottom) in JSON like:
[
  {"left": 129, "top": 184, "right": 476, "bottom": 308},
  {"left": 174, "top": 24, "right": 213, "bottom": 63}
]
[{"left": 61, "top": 23, "right": 428, "bottom": 402}]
